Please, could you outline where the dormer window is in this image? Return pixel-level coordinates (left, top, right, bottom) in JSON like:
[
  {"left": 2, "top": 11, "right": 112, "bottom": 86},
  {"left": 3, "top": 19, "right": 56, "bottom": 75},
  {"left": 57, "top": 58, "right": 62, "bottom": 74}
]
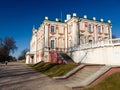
[{"left": 51, "top": 26, "right": 54, "bottom": 32}]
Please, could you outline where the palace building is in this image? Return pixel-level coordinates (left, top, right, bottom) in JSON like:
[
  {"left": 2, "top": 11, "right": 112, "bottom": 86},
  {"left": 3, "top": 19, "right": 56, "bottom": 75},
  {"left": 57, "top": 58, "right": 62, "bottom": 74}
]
[{"left": 26, "top": 13, "right": 112, "bottom": 64}]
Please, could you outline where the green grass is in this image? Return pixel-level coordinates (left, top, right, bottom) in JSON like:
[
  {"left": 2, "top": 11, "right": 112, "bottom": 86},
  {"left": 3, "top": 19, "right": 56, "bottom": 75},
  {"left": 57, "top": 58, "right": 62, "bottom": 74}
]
[
  {"left": 28, "top": 62, "right": 77, "bottom": 77},
  {"left": 84, "top": 72, "right": 120, "bottom": 90}
]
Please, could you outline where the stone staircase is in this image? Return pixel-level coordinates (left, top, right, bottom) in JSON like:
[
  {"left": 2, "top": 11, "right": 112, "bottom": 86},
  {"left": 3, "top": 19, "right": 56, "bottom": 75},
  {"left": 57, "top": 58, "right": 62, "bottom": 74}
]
[
  {"left": 54, "top": 65, "right": 111, "bottom": 89},
  {"left": 67, "top": 66, "right": 102, "bottom": 83},
  {"left": 65, "top": 65, "right": 111, "bottom": 89},
  {"left": 53, "top": 64, "right": 85, "bottom": 79},
  {"left": 47, "top": 51, "right": 75, "bottom": 64},
  {"left": 57, "top": 52, "right": 74, "bottom": 64}
]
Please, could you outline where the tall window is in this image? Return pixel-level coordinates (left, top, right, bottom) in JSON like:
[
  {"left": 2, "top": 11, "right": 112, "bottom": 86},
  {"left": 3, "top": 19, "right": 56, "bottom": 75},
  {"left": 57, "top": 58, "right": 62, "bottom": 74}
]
[
  {"left": 51, "top": 26, "right": 54, "bottom": 32},
  {"left": 51, "top": 40, "right": 54, "bottom": 49},
  {"left": 88, "top": 24, "right": 92, "bottom": 32},
  {"left": 98, "top": 26, "right": 101, "bottom": 33}
]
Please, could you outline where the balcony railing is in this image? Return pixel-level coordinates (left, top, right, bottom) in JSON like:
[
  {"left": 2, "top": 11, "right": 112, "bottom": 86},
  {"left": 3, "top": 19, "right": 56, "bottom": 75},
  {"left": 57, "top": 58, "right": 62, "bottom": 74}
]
[{"left": 67, "top": 38, "right": 120, "bottom": 52}]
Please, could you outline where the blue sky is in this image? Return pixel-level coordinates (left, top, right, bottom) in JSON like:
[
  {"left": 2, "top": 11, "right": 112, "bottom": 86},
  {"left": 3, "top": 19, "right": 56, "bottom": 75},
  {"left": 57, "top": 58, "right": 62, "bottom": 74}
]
[{"left": 0, "top": 0, "right": 120, "bottom": 58}]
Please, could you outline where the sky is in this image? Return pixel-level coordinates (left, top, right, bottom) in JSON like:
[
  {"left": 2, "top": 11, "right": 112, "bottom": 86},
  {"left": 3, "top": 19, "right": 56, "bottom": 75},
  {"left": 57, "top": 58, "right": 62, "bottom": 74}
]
[{"left": 0, "top": 0, "right": 120, "bottom": 58}]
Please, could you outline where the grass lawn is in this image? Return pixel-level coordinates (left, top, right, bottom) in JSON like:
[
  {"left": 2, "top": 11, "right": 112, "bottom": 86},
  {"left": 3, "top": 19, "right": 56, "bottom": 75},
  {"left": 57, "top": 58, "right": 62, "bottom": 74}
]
[
  {"left": 84, "top": 72, "right": 120, "bottom": 90},
  {"left": 28, "top": 62, "right": 78, "bottom": 77}
]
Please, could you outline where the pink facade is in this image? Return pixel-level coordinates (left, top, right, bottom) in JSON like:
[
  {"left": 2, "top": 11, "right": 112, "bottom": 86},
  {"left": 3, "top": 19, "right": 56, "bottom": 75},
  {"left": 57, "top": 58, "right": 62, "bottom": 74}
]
[{"left": 26, "top": 14, "right": 112, "bottom": 64}]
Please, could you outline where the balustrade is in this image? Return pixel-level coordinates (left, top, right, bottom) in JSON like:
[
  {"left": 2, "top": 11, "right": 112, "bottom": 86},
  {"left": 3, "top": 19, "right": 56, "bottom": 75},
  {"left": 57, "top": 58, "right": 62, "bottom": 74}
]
[{"left": 43, "top": 39, "right": 120, "bottom": 52}]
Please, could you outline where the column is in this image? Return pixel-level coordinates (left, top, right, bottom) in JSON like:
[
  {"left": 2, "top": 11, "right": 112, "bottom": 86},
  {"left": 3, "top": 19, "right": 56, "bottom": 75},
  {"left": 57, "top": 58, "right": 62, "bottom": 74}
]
[
  {"left": 45, "top": 24, "right": 49, "bottom": 47},
  {"left": 72, "top": 20, "right": 79, "bottom": 46}
]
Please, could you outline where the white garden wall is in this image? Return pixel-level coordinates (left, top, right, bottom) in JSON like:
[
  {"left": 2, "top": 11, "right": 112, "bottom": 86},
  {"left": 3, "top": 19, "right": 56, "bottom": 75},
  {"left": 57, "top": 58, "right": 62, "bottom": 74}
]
[{"left": 71, "top": 46, "right": 120, "bottom": 65}]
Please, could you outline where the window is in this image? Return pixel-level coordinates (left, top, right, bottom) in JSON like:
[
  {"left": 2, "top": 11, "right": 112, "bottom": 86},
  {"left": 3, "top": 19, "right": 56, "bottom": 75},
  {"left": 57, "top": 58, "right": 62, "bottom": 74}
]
[
  {"left": 98, "top": 26, "right": 101, "bottom": 33},
  {"left": 88, "top": 24, "right": 92, "bottom": 32},
  {"left": 51, "top": 40, "right": 54, "bottom": 48},
  {"left": 51, "top": 26, "right": 54, "bottom": 32}
]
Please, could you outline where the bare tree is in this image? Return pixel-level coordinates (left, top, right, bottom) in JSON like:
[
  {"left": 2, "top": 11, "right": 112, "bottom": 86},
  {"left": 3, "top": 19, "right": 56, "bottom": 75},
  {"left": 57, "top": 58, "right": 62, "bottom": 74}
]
[
  {"left": 0, "top": 37, "right": 17, "bottom": 62},
  {"left": 4, "top": 37, "right": 17, "bottom": 56}
]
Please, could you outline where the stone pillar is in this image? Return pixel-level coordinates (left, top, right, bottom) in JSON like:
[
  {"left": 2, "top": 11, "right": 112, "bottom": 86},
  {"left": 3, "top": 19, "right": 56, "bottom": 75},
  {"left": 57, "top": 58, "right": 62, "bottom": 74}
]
[
  {"left": 94, "top": 24, "right": 97, "bottom": 42},
  {"left": 65, "top": 26, "right": 68, "bottom": 49},
  {"left": 72, "top": 20, "right": 79, "bottom": 46},
  {"left": 45, "top": 23, "right": 49, "bottom": 47}
]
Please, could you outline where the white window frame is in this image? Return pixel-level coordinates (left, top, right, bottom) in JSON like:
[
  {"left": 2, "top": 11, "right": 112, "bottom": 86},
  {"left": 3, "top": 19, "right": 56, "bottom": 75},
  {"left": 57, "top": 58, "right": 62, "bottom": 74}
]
[{"left": 51, "top": 26, "right": 54, "bottom": 32}]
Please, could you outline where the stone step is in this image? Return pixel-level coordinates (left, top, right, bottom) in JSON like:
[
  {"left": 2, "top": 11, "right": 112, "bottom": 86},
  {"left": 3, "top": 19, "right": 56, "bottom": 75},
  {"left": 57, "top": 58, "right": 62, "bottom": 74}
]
[
  {"left": 67, "top": 66, "right": 102, "bottom": 84},
  {"left": 66, "top": 66, "right": 111, "bottom": 88},
  {"left": 53, "top": 64, "right": 85, "bottom": 80},
  {"left": 71, "top": 67, "right": 101, "bottom": 77}
]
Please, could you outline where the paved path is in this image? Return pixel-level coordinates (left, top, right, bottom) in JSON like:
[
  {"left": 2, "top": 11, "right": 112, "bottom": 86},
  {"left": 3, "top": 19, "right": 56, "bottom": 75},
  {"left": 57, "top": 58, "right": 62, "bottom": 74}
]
[{"left": 0, "top": 62, "right": 72, "bottom": 90}]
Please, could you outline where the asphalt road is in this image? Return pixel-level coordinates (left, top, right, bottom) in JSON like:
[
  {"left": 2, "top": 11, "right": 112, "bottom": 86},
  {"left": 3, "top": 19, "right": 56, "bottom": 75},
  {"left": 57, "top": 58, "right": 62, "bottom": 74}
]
[{"left": 0, "top": 62, "right": 71, "bottom": 90}]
